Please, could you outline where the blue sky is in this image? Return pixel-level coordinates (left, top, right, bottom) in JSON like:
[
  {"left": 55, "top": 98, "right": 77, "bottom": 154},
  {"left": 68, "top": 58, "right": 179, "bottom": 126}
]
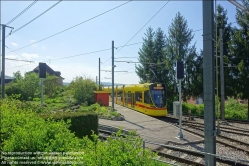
[{"left": 1, "top": 1, "right": 239, "bottom": 84}]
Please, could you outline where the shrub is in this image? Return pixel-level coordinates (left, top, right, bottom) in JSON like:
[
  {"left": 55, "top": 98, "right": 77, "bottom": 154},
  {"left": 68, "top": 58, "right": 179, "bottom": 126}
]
[
  {"left": 81, "top": 130, "right": 167, "bottom": 166},
  {"left": 182, "top": 97, "right": 247, "bottom": 119},
  {"left": 70, "top": 76, "right": 97, "bottom": 105},
  {"left": 39, "top": 112, "right": 98, "bottom": 139},
  {"left": 1, "top": 98, "right": 167, "bottom": 166},
  {"left": 0, "top": 98, "right": 83, "bottom": 165}
]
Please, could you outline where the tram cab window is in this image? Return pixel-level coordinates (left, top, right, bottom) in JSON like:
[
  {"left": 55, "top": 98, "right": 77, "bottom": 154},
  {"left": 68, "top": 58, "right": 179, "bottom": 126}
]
[
  {"left": 135, "top": 92, "right": 142, "bottom": 102},
  {"left": 144, "top": 90, "right": 152, "bottom": 104}
]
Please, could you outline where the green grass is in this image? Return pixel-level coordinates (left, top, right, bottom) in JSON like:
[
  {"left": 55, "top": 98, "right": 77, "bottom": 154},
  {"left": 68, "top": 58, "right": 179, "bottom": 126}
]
[{"left": 182, "top": 97, "right": 248, "bottom": 120}]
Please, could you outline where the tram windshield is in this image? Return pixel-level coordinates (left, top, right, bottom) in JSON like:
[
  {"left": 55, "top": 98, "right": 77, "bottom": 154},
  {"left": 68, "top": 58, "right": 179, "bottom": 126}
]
[{"left": 150, "top": 84, "right": 166, "bottom": 108}]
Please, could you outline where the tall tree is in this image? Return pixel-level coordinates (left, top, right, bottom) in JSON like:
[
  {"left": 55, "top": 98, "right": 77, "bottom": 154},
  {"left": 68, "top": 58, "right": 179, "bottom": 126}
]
[
  {"left": 229, "top": 0, "right": 249, "bottom": 119},
  {"left": 165, "top": 12, "right": 198, "bottom": 102},
  {"left": 135, "top": 27, "right": 156, "bottom": 83}
]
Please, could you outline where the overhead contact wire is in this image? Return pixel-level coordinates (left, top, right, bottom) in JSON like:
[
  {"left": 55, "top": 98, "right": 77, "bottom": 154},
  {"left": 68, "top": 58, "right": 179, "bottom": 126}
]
[
  {"left": 5, "top": 0, "right": 63, "bottom": 38},
  {"left": 5, "top": 0, "right": 38, "bottom": 26},
  {"left": 5, "top": 0, "right": 132, "bottom": 54}
]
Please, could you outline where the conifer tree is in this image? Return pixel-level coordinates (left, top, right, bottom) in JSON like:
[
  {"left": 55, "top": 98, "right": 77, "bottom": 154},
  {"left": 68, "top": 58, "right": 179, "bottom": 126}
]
[
  {"left": 214, "top": 4, "right": 233, "bottom": 120},
  {"left": 229, "top": 0, "right": 249, "bottom": 119},
  {"left": 165, "top": 12, "right": 198, "bottom": 102}
]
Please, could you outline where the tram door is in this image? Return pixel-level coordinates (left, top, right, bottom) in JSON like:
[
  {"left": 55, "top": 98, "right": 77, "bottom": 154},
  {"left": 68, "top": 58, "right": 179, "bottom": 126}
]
[
  {"left": 131, "top": 93, "right": 135, "bottom": 108},
  {"left": 125, "top": 92, "right": 128, "bottom": 106}
]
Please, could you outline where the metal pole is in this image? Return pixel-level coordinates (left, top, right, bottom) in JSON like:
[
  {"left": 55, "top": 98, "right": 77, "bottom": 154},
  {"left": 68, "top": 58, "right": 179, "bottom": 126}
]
[
  {"left": 41, "top": 79, "right": 44, "bottom": 105},
  {"left": 112, "top": 41, "right": 114, "bottom": 110},
  {"left": 1, "top": 25, "right": 5, "bottom": 99},
  {"left": 220, "top": 29, "right": 225, "bottom": 121},
  {"left": 178, "top": 79, "right": 183, "bottom": 138},
  {"left": 1, "top": 24, "right": 13, "bottom": 99},
  {"left": 203, "top": 0, "right": 216, "bottom": 165},
  {"left": 99, "top": 57, "right": 100, "bottom": 90},
  {"left": 215, "top": 0, "right": 220, "bottom": 133}
]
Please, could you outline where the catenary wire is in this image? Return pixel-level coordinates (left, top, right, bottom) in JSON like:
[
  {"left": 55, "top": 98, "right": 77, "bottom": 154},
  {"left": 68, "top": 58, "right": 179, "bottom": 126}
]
[
  {"left": 5, "top": 0, "right": 132, "bottom": 54},
  {"left": 6, "top": 41, "right": 142, "bottom": 69},
  {"left": 5, "top": 0, "right": 38, "bottom": 26},
  {"left": 114, "top": 0, "right": 171, "bottom": 57},
  {"left": 5, "top": 0, "right": 62, "bottom": 38}
]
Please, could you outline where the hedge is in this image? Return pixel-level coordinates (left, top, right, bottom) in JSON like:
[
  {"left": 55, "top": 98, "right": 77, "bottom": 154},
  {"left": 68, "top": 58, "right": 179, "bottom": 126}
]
[{"left": 39, "top": 112, "right": 98, "bottom": 138}]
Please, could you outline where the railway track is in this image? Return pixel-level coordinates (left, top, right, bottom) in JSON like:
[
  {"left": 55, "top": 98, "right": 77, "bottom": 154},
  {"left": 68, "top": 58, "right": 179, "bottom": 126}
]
[
  {"left": 181, "top": 125, "right": 249, "bottom": 154},
  {"left": 178, "top": 114, "right": 249, "bottom": 124},
  {"left": 183, "top": 121, "right": 249, "bottom": 136},
  {"left": 98, "top": 124, "right": 248, "bottom": 166},
  {"left": 158, "top": 117, "right": 249, "bottom": 153}
]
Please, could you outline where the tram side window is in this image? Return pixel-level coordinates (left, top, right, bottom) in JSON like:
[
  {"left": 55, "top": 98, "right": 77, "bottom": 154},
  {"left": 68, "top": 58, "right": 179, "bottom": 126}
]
[
  {"left": 144, "top": 90, "right": 152, "bottom": 104},
  {"left": 135, "top": 92, "right": 142, "bottom": 102}
]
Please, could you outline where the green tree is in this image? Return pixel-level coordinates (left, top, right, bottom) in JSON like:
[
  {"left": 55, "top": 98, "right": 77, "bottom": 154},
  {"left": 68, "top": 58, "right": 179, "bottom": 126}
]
[
  {"left": 71, "top": 76, "right": 97, "bottom": 105},
  {"left": 22, "top": 72, "right": 40, "bottom": 100},
  {"left": 229, "top": 0, "right": 249, "bottom": 119},
  {"left": 6, "top": 71, "right": 24, "bottom": 100},
  {"left": 12, "top": 71, "right": 23, "bottom": 83},
  {"left": 164, "top": 12, "right": 199, "bottom": 110},
  {"left": 135, "top": 27, "right": 169, "bottom": 84},
  {"left": 214, "top": 4, "right": 234, "bottom": 120},
  {"left": 44, "top": 73, "right": 61, "bottom": 98},
  {"left": 7, "top": 72, "right": 39, "bottom": 101},
  {"left": 135, "top": 27, "right": 156, "bottom": 83}
]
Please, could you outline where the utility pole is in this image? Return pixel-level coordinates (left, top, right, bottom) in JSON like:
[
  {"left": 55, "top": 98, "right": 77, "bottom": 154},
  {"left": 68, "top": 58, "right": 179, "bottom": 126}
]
[
  {"left": 203, "top": 0, "right": 216, "bottom": 165},
  {"left": 1, "top": 24, "right": 14, "bottom": 99},
  {"left": 220, "top": 29, "right": 225, "bottom": 121},
  {"left": 99, "top": 58, "right": 101, "bottom": 90},
  {"left": 112, "top": 41, "right": 114, "bottom": 110}
]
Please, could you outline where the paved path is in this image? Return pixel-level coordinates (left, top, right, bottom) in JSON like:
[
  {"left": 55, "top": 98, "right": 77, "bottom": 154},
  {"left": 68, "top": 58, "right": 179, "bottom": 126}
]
[{"left": 99, "top": 103, "right": 203, "bottom": 149}]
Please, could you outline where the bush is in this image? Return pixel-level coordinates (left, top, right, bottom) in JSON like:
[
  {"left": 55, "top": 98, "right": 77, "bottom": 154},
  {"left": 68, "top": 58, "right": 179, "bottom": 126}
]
[
  {"left": 225, "top": 97, "right": 247, "bottom": 119},
  {"left": 1, "top": 98, "right": 167, "bottom": 166},
  {"left": 182, "top": 97, "right": 247, "bottom": 119},
  {"left": 81, "top": 130, "right": 167, "bottom": 166},
  {"left": 39, "top": 112, "right": 98, "bottom": 139},
  {"left": 70, "top": 76, "right": 97, "bottom": 105},
  {"left": 0, "top": 98, "right": 83, "bottom": 165},
  {"left": 182, "top": 102, "right": 204, "bottom": 115}
]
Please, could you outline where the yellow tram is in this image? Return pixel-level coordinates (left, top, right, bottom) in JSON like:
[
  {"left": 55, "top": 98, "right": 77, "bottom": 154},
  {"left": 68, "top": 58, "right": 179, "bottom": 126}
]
[{"left": 102, "top": 83, "right": 167, "bottom": 116}]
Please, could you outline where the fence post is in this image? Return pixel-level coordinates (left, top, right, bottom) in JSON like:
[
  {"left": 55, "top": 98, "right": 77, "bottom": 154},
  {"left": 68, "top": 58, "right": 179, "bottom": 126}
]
[{"left": 143, "top": 141, "right": 145, "bottom": 156}]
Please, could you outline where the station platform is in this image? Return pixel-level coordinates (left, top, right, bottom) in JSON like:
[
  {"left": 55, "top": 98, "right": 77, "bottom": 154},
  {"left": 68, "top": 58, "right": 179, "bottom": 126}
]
[{"left": 99, "top": 102, "right": 203, "bottom": 149}]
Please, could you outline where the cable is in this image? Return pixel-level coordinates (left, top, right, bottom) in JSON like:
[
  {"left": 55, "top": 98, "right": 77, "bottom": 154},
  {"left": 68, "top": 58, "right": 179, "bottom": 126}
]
[
  {"left": 101, "top": 41, "right": 143, "bottom": 66},
  {"left": 5, "top": 0, "right": 38, "bottom": 26},
  {"left": 114, "top": 0, "right": 170, "bottom": 57},
  {"left": 5, "top": 58, "right": 34, "bottom": 63},
  {"left": 6, "top": 41, "right": 142, "bottom": 69},
  {"left": 5, "top": 45, "right": 22, "bottom": 59},
  {"left": 5, "top": 0, "right": 62, "bottom": 38},
  {"left": 5, "top": 0, "right": 132, "bottom": 54}
]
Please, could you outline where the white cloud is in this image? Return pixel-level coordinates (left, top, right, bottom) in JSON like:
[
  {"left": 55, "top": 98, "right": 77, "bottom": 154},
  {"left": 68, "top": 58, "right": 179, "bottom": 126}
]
[
  {"left": 42, "top": 46, "right": 45, "bottom": 49},
  {"left": 21, "top": 53, "right": 39, "bottom": 60},
  {"left": 11, "top": 42, "right": 18, "bottom": 46}
]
